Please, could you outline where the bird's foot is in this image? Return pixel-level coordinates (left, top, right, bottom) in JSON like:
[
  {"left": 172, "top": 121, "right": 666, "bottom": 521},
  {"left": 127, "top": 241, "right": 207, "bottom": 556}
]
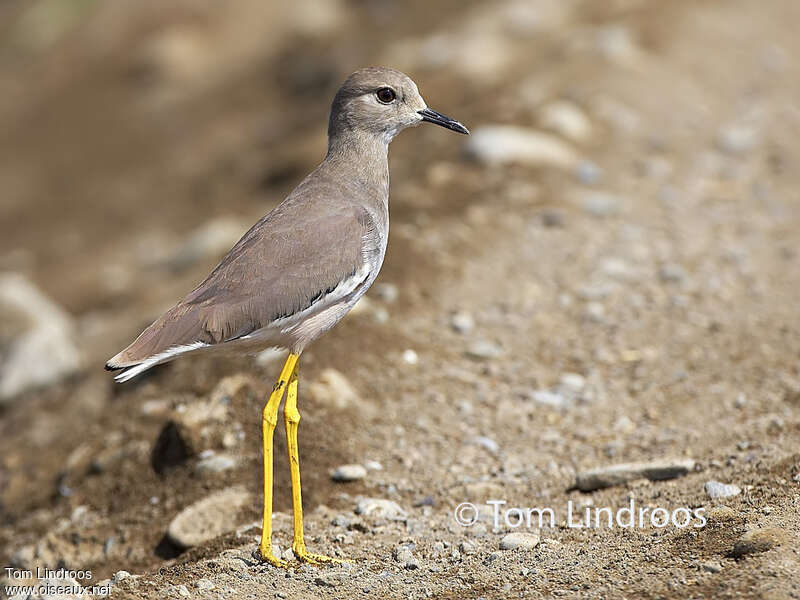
[
  {"left": 253, "top": 546, "right": 289, "bottom": 568},
  {"left": 292, "top": 543, "right": 350, "bottom": 565}
]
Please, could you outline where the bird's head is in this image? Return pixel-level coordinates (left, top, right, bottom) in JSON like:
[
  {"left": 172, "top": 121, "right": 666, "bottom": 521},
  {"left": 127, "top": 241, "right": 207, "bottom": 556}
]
[{"left": 328, "top": 67, "right": 469, "bottom": 144}]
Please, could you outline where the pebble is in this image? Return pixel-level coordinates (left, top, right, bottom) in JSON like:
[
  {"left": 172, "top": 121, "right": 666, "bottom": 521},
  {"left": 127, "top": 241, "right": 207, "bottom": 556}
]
[
  {"left": 583, "top": 302, "right": 606, "bottom": 322},
  {"left": 450, "top": 311, "right": 475, "bottom": 334},
  {"left": 731, "top": 528, "right": 787, "bottom": 557},
  {"left": 539, "top": 100, "right": 592, "bottom": 142},
  {"left": 331, "top": 464, "right": 367, "bottom": 482},
  {"left": 700, "top": 561, "right": 723, "bottom": 573},
  {"left": 558, "top": 373, "right": 586, "bottom": 395},
  {"left": 112, "top": 570, "right": 132, "bottom": 584},
  {"left": 402, "top": 349, "right": 419, "bottom": 365},
  {"left": 465, "top": 339, "right": 504, "bottom": 360},
  {"left": 471, "top": 436, "right": 500, "bottom": 455},
  {"left": 196, "top": 578, "right": 215, "bottom": 591},
  {"left": 459, "top": 541, "right": 477, "bottom": 555},
  {"left": 575, "top": 160, "right": 602, "bottom": 185},
  {"left": 161, "top": 584, "right": 191, "bottom": 598},
  {"left": 577, "top": 191, "right": 624, "bottom": 217},
  {"left": 575, "top": 459, "right": 696, "bottom": 491},
  {"left": 194, "top": 453, "right": 238, "bottom": 475},
  {"left": 528, "top": 389, "right": 569, "bottom": 409},
  {"left": 704, "top": 480, "right": 741, "bottom": 500},
  {"left": 499, "top": 532, "right": 541, "bottom": 550},
  {"left": 167, "top": 486, "right": 252, "bottom": 549},
  {"left": 465, "top": 125, "right": 578, "bottom": 168},
  {"left": 0, "top": 273, "right": 82, "bottom": 401},
  {"left": 307, "top": 368, "right": 360, "bottom": 409},
  {"left": 372, "top": 282, "right": 398, "bottom": 303},
  {"left": 716, "top": 124, "right": 760, "bottom": 155},
  {"left": 659, "top": 263, "right": 688, "bottom": 283},
  {"left": 355, "top": 498, "right": 407, "bottom": 520}
]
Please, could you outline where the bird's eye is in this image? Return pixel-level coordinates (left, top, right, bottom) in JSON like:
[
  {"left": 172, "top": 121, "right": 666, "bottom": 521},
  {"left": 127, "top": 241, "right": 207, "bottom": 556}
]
[{"left": 376, "top": 87, "right": 396, "bottom": 104}]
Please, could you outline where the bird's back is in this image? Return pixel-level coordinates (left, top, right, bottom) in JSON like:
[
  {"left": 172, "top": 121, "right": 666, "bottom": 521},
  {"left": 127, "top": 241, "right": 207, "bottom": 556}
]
[{"left": 106, "top": 169, "right": 387, "bottom": 378}]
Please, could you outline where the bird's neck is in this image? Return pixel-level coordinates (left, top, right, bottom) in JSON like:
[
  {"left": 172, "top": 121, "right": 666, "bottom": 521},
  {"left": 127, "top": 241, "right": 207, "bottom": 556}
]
[{"left": 323, "top": 131, "right": 390, "bottom": 198}]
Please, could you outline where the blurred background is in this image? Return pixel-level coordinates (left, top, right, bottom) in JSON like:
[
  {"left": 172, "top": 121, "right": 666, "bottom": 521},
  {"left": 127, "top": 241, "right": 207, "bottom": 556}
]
[{"left": 1, "top": 1, "right": 799, "bottom": 598}]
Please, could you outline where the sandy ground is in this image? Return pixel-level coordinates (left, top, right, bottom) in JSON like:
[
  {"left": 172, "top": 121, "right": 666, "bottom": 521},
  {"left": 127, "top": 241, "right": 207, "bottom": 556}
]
[{"left": 1, "top": 0, "right": 799, "bottom": 598}]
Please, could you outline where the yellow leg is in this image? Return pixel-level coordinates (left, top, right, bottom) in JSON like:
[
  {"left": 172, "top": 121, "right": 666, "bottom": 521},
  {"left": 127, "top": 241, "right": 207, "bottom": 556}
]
[
  {"left": 284, "top": 360, "right": 348, "bottom": 565},
  {"left": 257, "top": 352, "right": 299, "bottom": 567}
]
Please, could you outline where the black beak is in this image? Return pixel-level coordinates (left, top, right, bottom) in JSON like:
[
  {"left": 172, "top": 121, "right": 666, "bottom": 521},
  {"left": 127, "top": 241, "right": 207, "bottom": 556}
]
[{"left": 418, "top": 108, "right": 470, "bottom": 135}]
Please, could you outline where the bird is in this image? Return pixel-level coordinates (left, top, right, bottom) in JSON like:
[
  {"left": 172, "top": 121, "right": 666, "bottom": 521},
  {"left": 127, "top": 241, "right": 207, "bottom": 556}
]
[{"left": 106, "top": 66, "right": 469, "bottom": 567}]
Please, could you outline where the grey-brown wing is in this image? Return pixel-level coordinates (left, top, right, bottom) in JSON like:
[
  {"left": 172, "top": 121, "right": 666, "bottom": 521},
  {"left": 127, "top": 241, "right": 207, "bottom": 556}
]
[{"left": 108, "top": 199, "right": 376, "bottom": 367}]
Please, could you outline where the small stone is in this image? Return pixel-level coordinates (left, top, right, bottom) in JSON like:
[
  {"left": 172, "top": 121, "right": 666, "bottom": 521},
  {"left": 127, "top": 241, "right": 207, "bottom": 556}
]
[
  {"left": 355, "top": 498, "right": 407, "bottom": 520},
  {"left": 450, "top": 311, "right": 475, "bottom": 334},
  {"left": 459, "top": 541, "right": 477, "bottom": 555},
  {"left": 539, "top": 100, "right": 592, "bottom": 143},
  {"left": 499, "top": 532, "right": 541, "bottom": 550},
  {"left": 577, "top": 191, "right": 623, "bottom": 217},
  {"left": 558, "top": 373, "right": 586, "bottom": 395},
  {"left": 372, "top": 283, "right": 398, "bottom": 303},
  {"left": 365, "top": 460, "right": 383, "bottom": 471},
  {"left": 196, "top": 578, "right": 215, "bottom": 591},
  {"left": 194, "top": 453, "right": 238, "bottom": 475},
  {"left": 167, "top": 486, "right": 252, "bottom": 549},
  {"left": 700, "top": 561, "right": 723, "bottom": 573},
  {"left": 401, "top": 349, "right": 419, "bottom": 365},
  {"left": 731, "top": 528, "right": 787, "bottom": 557},
  {"left": 393, "top": 545, "right": 414, "bottom": 562},
  {"left": 331, "top": 514, "right": 351, "bottom": 528},
  {"left": 486, "top": 551, "right": 504, "bottom": 564},
  {"left": 163, "top": 584, "right": 191, "bottom": 598},
  {"left": 583, "top": 302, "right": 606, "bottom": 322},
  {"left": 541, "top": 210, "right": 565, "bottom": 227},
  {"left": 465, "top": 339, "right": 504, "bottom": 360},
  {"left": 704, "top": 481, "right": 741, "bottom": 500},
  {"left": 470, "top": 436, "right": 499, "bottom": 455},
  {"left": 575, "top": 459, "right": 695, "bottom": 491},
  {"left": 331, "top": 464, "right": 367, "bottom": 482},
  {"left": 717, "top": 124, "right": 760, "bottom": 155},
  {"left": 0, "top": 273, "right": 82, "bottom": 401},
  {"left": 314, "top": 576, "right": 338, "bottom": 588},
  {"left": 659, "top": 263, "right": 687, "bottom": 283},
  {"left": 575, "top": 160, "right": 602, "bottom": 185},
  {"left": 528, "top": 389, "right": 569, "bottom": 409},
  {"left": 112, "top": 571, "right": 131, "bottom": 584},
  {"left": 465, "top": 125, "right": 578, "bottom": 168},
  {"left": 307, "top": 369, "right": 360, "bottom": 409}
]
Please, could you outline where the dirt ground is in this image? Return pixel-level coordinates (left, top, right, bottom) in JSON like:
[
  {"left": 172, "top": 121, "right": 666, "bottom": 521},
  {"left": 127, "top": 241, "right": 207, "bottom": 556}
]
[{"left": 1, "top": 0, "right": 799, "bottom": 598}]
